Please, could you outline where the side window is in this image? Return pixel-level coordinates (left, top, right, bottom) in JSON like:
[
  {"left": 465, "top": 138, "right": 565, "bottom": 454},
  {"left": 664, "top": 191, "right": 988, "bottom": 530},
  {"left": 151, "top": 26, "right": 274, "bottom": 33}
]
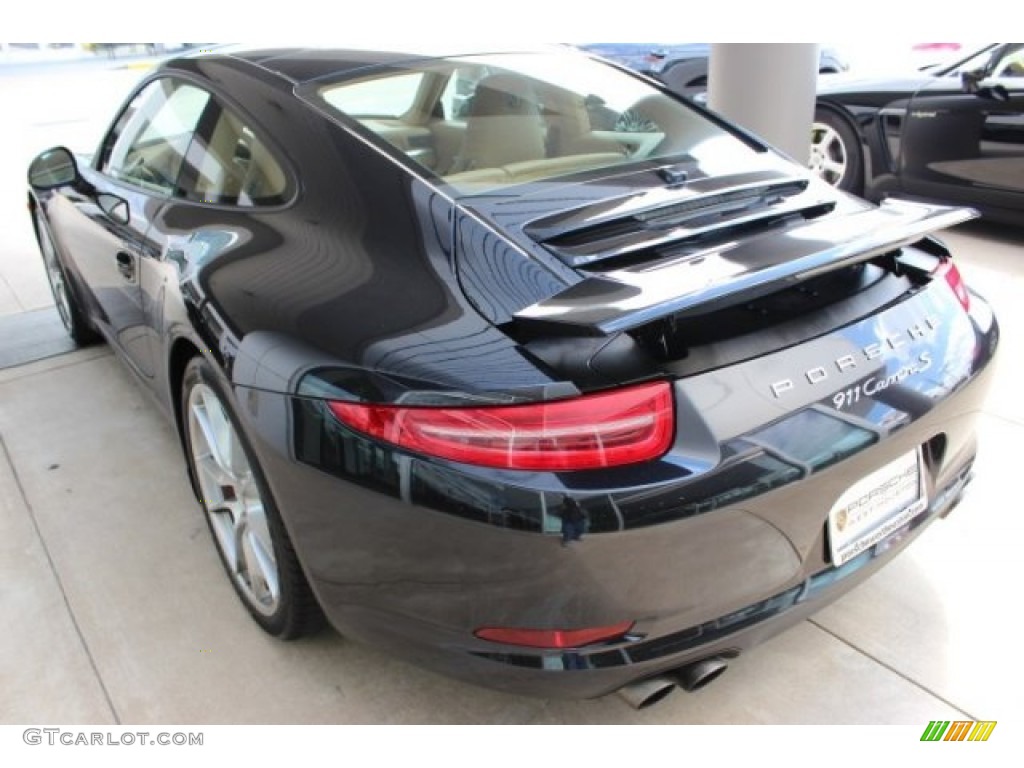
[
  {"left": 992, "top": 45, "right": 1024, "bottom": 78},
  {"left": 102, "top": 79, "right": 210, "bottom": 194},
  {"left": 179, "top": 102, "right": 290, "bottom": 207},
  {"left": 948, "top": 48, "right": 996, "bottom": 78}
]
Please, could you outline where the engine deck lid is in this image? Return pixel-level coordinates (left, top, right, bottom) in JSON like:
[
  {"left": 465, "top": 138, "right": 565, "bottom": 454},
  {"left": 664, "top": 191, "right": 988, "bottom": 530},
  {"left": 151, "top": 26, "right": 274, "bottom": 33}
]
[{"left": 513, "top": 199, "right": 976, "bottom": 336}]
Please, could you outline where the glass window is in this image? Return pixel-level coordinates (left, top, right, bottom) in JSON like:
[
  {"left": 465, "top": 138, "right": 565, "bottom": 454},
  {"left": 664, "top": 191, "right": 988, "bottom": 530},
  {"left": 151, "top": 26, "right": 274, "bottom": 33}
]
[
  {"left": 439, "top": 65, "right": 489, "bottom": 120},
  {"left": 321, "top": 72, "right": 426, "bottom": 118},
  {"left": 102, "top": 79, "right": 210, "bottom": 194},
  {"left": 305, "top": 52, "right": 760, "bottom": 194},
  {"left": 181, "top": 104, "right": 290, "bottom": 206},
  {"left": 992, "top": 45, "right": 1024, "bottom": 78},
  {"left": 942, "top": 45, "right": 1000, "bottom": 77}
]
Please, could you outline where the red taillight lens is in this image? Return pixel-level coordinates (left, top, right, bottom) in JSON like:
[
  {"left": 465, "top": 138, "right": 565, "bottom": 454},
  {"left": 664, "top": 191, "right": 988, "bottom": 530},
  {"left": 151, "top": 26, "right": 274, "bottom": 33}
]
[
  {"left": 935, "top": 259, "right": 970, "bottom": 312},
  {"left": 327, "top": 381, "right": 674, "bottom": 470},
  {"left": 475, "top": 621, "right": 635, "bottom": 649}
]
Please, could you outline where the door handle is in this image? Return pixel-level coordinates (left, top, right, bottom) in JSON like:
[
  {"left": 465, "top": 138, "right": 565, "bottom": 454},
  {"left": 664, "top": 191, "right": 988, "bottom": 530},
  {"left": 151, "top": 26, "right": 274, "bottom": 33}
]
[{"left": 115, "top": 251, "right": 135, "bottom": 280}]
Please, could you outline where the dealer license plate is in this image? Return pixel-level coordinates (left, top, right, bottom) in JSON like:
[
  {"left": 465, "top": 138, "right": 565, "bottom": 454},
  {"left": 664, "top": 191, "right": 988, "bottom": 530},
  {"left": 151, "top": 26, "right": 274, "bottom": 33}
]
[{"left": 828, "top": 449, "right": 927, "bottom": 567}]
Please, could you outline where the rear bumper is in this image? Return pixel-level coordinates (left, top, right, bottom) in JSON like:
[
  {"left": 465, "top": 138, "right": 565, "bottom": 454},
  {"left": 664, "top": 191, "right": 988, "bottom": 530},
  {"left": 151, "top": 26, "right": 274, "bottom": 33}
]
[
  {"left": 313, "top": 462, "right": 971, "bottom": 699},
  {"left": 240, "top": 280, "right": 997, "bottom": 699}
]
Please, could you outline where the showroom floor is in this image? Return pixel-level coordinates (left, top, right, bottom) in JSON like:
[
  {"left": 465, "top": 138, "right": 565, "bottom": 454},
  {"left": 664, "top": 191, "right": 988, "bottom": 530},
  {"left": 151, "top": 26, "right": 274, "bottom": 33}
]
[{"left": 0, "top": 218, "right": 1020, "bottom": 725}]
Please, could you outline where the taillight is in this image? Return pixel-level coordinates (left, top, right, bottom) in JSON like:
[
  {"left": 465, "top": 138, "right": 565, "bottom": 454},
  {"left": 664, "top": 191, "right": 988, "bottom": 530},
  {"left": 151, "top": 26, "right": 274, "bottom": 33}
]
[
  {"left": 935, "top": 259, "right": 970, "bottom": 312},
  {"left": 327, "top": 380, "right": 674, "bottom": 470},
  {"left": 474, "top": 621, "right": 635, "bottom": 649}
]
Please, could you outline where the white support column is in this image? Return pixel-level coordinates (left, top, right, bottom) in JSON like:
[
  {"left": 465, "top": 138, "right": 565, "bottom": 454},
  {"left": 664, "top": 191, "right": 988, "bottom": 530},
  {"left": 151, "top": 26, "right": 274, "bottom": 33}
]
[{"left": 708, "top": 44, "right": 819, "bottom": 164}]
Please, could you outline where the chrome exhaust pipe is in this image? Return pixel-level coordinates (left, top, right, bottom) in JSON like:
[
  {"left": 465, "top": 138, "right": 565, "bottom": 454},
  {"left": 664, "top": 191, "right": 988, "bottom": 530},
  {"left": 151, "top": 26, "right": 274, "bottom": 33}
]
[
  {"left": 675, "top": 657, "right": 729, "bottom": 692},
  {"left": 615, "top": 676, "right": 677, "bottom": 709}
]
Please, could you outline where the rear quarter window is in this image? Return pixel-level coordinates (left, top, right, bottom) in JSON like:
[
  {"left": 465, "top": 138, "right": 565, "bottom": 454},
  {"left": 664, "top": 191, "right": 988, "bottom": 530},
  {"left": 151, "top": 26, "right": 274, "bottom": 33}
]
[{"left": 181, "top": 104, "right": 291, "bottom": 207}]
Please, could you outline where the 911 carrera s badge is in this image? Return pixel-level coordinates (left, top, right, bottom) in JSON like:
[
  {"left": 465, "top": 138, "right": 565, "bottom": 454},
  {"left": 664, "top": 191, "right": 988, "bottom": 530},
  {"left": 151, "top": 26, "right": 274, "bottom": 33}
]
[{"left": 769, "top": 316, "right": 940, "bottom": 399}]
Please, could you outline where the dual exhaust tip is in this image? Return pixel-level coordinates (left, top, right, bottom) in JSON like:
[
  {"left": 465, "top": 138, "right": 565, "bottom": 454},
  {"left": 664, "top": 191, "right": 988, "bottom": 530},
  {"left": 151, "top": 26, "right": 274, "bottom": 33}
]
[{"left": 616, "top": 656, "right": 730, "bottom": 710}]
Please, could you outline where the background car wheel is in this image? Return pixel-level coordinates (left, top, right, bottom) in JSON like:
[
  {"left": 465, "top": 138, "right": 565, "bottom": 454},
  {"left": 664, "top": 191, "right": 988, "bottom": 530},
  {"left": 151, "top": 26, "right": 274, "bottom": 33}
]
[
  {"left": 33, "top": 208, "right": 100, "bottom": 345},
  {"left": 182, "top": 357, "right": 324, "bottom": 639},
  {"left": 810, "top": 108, "right": 863, "bottom": 194}
]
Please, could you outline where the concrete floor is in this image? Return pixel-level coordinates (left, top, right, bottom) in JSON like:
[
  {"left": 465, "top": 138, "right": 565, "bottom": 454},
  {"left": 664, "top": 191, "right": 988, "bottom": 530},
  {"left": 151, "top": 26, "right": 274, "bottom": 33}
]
[{"left": 1, "top": 60, "right": 1022, "bottom": 726}]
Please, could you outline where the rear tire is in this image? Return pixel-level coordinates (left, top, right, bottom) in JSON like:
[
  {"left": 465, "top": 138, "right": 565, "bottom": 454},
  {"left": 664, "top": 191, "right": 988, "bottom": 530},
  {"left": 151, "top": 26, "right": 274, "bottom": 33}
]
[
  {"left": 181, "top": 356, "right": 324, "bottom": 639},
  {"left": 34, "top": 208, "right": 100, "bottom": 345}
]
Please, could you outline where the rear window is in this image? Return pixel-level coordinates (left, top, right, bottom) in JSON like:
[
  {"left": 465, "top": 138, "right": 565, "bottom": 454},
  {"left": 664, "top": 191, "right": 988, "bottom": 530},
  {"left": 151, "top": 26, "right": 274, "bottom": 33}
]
[
  {"left": 321, "top": 71, "right": 427, "bottom": 118},
  {"left": 303, "top": 52, "right": 760, "bottom": 194}
]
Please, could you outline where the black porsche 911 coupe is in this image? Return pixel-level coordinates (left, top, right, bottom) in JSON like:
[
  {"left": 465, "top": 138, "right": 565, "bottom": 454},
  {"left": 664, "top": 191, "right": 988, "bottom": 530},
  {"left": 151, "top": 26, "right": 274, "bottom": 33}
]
[
  {"left": 812, "top": 43, "right": 1024, "bottom": 223},
  {"left": 28, "top": 46, "right": 998, "bottom": 708}
]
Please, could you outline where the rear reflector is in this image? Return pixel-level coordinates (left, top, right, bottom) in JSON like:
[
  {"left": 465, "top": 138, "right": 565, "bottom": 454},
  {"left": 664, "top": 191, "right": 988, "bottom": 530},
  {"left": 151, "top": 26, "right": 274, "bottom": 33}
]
[
  {"left": 935, "top": 259, "right": 970, "bottom": 312},
  {"left": 327, "top": 381, "right": 674, "bottom": 470},
  {"left": 475, "top": 621, "right": 635, "bottom": 649}
]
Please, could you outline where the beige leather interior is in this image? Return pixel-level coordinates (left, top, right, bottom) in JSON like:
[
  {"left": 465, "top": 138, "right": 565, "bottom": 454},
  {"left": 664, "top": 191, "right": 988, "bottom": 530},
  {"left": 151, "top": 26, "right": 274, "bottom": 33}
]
[
  {"left": 448, "top": 74, "right": 547, "bottom": 172},
  {"left": 239, "top": 136, "right": 287, "bottom": 204},
  {"left": 444, "top": 168, "right": 511, "bottom": 186},
  {"left": 193, "top": 111, "right": 248, "bottom": 201},
  {"left": 192, "top": 111, "right": 287, "bottom": 204},
  {"left": 503, "top": 153, "right": 627, "bottom": 182},
  {"left": 429, "top": 121, "right": 465, "bottom": 175},
  {"left": 559, "top": 134, "right": 629, "bottom": 156},
  {"left": 435, "top": 73, "right": 631, "bottom": 190},
  {"left": 360, "top": 119, "right": 438, "bottom": 170},
  {"left": 628, "top": 94, "right": 716, "bottom": 155},
  {"left": 344, "top": 70, "right": 645, "bottom": 193},
  {"left": 444, "top": 152, "right": 626, "bottom": 190}
]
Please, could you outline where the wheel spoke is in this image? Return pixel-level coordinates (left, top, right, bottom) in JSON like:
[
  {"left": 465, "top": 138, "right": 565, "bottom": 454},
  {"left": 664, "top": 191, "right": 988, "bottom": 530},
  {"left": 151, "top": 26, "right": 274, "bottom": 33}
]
[
  {"left": 209, "top": 505, "right": 243, "bottom": 574},
  {"left": 818, "top": 127, "right": 839, "bottom": 149},
  {"left": 240, "top": 473, "right": 278, "bottom": 601},
  {"left": 191, "top": 397, "right": 238, "bottom": 482},
  {"left": 242, "top": 518, "right": 279, "bottom": 605},
  {"left": 203, "top": 388, "right": 238, "bottom": 472},
  {"left": 823, "top": 158, "right": 845, "bottom": 176},
  {"left": 195, "top": 452, "right": 233, "bottom": 492}
]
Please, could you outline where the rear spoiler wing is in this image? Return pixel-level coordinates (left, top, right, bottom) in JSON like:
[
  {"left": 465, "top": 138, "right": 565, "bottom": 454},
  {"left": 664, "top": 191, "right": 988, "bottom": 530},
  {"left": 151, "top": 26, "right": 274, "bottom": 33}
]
[{"left": 514, "top": 199, "right": 976, "bottom": 335}]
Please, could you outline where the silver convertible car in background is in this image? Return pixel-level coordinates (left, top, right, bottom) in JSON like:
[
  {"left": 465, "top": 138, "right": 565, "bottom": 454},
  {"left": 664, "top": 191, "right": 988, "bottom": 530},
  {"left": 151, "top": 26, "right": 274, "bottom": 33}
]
[{"left": 27, "top": 46, "right": 998, "bottom": 708}]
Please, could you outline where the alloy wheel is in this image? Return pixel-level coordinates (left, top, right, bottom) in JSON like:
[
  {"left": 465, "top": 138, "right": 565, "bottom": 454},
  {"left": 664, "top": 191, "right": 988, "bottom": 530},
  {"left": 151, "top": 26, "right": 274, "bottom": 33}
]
[
  {"left": 187, "top": 382, "right": 280, "bottom": 616},
  {"left": 809, "top": 121, "right": 848, "bottom": 187}
]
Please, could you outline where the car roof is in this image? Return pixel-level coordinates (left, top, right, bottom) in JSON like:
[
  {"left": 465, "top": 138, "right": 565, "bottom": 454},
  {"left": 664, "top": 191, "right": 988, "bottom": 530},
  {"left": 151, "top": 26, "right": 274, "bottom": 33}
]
[
  {"left": 227, "top": 47, "right": 436, "bottom": 83},
  {"left": 169, "top": 45, "right": 567, "bottom": 85}
]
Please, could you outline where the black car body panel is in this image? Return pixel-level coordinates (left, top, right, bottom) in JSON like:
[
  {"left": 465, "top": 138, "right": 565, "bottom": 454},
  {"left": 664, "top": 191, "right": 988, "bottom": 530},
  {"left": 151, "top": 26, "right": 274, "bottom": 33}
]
[
  {"left": 816, "top": 43, "right": 1024, "bottom": 223},
  {"left": 250, "top": 267, "right": 996, "bottom": 698},
  {"left": 27, "top": 47, "right": 998, "bottom": 702}
]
